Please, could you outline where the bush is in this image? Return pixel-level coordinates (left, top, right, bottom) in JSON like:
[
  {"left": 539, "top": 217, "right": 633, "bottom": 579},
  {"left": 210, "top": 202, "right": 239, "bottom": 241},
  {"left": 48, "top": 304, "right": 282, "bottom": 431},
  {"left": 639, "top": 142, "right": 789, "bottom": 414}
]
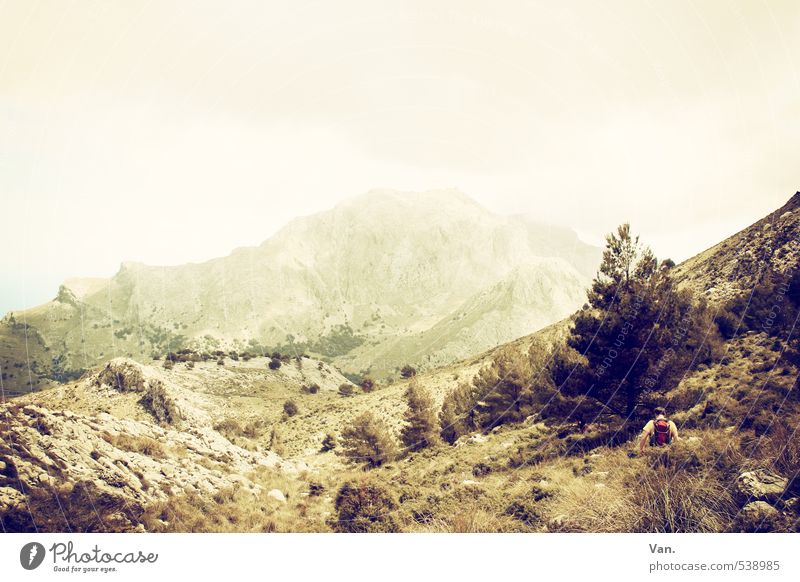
[
  {"left": 631, "top": 467, "right": 737, "bottom": 532},
  {"left": 139, "top": 382, "right": 180, "bottom": 425},
  {"left": 472, "top": 348, "right": 536, "bottom": 430},
  {"left": 332, "top": 479, "right": 398, "bottom": 532},
  {"left": 268, "top": 357, "right": 281, "bottom": 370},
  {"left": 439, "top": 382, "right": 480, "bottom": 444},
  {"left": 401, "top": 380, "right": 438, "bottom": 452},
  {"left": 321, "top": 433, "right": 337, "bottom": 452},
  {"left": 283, "top": 400, "right": 299, "bottom": 417},
  {"left": 361, "top": 378, "right": 375, "bottom": 392},
  {"left": 338, "top": 383, "right": 354, "bottom": 397},
  {"left": 400, "top": 365, "right": 417, "bottom": 379},
  {"left": 340, "top": 411, "right": 397, "bottom": 468}
]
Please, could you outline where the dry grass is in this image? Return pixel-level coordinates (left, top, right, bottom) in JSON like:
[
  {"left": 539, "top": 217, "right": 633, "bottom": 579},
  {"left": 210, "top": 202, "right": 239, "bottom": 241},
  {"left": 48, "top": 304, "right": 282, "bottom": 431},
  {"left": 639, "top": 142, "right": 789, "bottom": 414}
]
[
  {"left": 101, "top": 432, "right": 168, "bottom": 459},
  {"left": 139, "top": 467, "right": 329, "bottom": 532}
]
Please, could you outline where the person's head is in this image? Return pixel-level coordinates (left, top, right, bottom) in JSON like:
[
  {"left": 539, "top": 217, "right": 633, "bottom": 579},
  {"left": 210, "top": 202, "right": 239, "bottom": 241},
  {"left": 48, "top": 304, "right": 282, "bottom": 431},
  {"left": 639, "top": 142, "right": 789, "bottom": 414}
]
[{"left": 654, "top": 406, "right": 666, "bottom": 417}]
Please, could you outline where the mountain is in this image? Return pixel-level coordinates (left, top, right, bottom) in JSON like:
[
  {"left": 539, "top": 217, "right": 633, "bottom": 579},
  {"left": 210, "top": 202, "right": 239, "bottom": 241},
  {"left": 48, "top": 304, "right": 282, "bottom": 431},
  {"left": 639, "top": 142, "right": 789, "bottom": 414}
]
[
  {"left": 0, "top": 189, "right": 599, "bottom": 395},
  {"left": 672, "top": 192, "right": 800, "bottom": 301},
  {"left": 2, "top": 191, "right": 799, "bottom": 533}
]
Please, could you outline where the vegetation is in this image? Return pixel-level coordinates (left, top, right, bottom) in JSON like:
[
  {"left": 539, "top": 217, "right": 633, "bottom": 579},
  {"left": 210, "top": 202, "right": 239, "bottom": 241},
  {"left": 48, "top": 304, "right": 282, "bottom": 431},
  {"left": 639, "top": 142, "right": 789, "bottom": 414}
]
[
  {"left": 338, "top": 383, "right": 354, "bottom": 397},
  {"left": 400, "top": 380, "right": 438, "bottom": 452},
  {"left": 283, "top": 400, "right": 299, "bottom": 417},
  {"left": 566, "top": 223, "right": 720, "bottom": 418},
  {"left": 400, "top": 365, "right": 417, "bottom": 378},
  {"left": 320, "top": 433, "right": 337, "bottom": 452},
  {"left": 340, "top": 412, "right": 397, "bottom": 468},
  {"left": 332, "top": 479, "right": 398, "bottom": 532},
  {"left": 140, "top": 382, "right": 180, "bottom": 426}
]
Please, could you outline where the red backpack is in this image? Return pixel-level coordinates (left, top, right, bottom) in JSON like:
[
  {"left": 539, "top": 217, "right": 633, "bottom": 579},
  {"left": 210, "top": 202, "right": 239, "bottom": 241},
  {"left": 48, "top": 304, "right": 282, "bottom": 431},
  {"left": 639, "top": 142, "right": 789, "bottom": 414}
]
[{"left": 651, "top": 418, "right": 672, "bottom": 446}]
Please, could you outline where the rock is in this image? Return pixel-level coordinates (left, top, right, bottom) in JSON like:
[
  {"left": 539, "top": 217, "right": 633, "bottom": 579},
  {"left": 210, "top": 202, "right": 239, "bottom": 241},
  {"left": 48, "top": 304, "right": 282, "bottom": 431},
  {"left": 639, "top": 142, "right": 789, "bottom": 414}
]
[
  {"left": 738, "top": 501, "right": 780, "bottom": 531},
  {"left": 469, "top": 434, "right": 487, "bottom": 444},
  {"left": 737, "top": 470, "right": 788, "bottom": 502},
  {"left": 549, "top": 514, "right": 568, "bottom": 529},
  {"left": 783, "top": 497, "right": 799, "bottom": 512},
  {"left": 594, "top": 483, "right": 606, "bottom": 489},
  {"left": 0, "top": 460, "right": 6, "bottom": 472},
  {"left": 267, "top": 489, "right": 286, "bottom": 503},
  {"left": 523, "top": 414, "right": 540, "bottom": 426},
  {"left": 0, "top": 486, "right": 25, "bottom": 511},
  {"left": 462, "top": 480, "right": 479, "bottom": 486}
]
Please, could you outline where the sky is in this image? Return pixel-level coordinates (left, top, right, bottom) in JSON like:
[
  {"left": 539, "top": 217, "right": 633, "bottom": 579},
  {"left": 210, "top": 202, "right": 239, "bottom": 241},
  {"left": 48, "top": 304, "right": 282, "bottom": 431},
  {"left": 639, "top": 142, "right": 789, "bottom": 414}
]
[{"left": 1, "top": 0, "right": 799, "bottom": 315}]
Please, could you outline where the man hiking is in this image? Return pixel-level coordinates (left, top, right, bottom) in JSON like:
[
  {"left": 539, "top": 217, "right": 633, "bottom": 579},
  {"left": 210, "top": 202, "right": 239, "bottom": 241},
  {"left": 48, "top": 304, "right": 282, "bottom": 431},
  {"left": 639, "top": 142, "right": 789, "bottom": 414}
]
[{"left": 638, "top": 406, "right": 678, "bottom": 453}]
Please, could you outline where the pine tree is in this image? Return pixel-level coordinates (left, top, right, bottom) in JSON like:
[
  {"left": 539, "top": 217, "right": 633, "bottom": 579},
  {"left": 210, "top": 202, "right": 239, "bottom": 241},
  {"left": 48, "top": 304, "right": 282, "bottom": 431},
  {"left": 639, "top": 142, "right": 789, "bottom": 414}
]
[
  {"left": 400, "top": 380, "right": 438, "bottom": 451},
  {"left": 567, "top": 223, "right": 715, "bottom": 417},
  {"left": 439, "top": 382, "right": 480, "bottom": 444},
  {"left": 471, "top": 348, "right": 535, "bottom": 430},
  {"left": 340, "top": 411, "right": 397, "bottom": 468}
]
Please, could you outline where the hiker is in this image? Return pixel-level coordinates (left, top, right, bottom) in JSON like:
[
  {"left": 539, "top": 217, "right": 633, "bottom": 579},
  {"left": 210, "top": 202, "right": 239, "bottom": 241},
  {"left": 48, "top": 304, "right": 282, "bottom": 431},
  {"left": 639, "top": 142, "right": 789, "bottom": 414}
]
[{"left": 638, "top": 406, "right": 678, "bottom": 453}]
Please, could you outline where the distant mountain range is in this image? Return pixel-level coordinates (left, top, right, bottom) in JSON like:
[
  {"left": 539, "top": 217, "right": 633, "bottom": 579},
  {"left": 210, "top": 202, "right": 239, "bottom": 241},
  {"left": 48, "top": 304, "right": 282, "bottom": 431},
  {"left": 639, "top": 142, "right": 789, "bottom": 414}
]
[{"left": 0, "top": 189, "right": 599, "bottom": 394}]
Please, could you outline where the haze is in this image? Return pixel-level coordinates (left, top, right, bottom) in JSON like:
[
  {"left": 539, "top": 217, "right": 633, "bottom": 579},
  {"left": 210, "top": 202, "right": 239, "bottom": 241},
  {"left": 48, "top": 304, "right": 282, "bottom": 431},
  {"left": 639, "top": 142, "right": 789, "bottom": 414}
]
[{"left": 1, "top": 0, "right": 799, "bottom": 314}]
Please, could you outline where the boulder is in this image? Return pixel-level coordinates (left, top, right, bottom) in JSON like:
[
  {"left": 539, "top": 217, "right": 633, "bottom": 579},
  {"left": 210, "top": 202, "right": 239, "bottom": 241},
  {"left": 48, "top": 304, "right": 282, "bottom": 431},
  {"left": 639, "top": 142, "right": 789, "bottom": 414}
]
[
  {"left": 0, "top": 486, "right": 25, "bottom": 511},
  {"left": 548, "top": 514, "right": 568, "bottom": 529},
  {"left": 267, "top": 489, "right": 286, "bottom": 503},
  {"left": 736, "top": 470, "right": 788, "bottom": 503},
  {"left": 738, "top": 501, "right": 780, "bottom": 532}
]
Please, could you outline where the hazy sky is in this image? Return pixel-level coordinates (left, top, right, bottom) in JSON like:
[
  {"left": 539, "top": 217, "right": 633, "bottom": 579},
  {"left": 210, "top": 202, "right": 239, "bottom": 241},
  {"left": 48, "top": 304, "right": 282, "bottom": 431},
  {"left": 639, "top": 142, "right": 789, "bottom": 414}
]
[{"left": 1, "top": 0, "right": 799, "bottom": 314}]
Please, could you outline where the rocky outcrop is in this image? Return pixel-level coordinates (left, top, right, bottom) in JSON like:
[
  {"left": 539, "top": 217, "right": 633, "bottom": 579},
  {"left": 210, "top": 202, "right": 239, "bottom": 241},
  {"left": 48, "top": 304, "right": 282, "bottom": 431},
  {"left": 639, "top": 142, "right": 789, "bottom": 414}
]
[
  {"left": 736, "top": 470, "right": 789, "bottom": 503},
  {"left": 0, "top": 359, "right": 301, "bottom": 531}
]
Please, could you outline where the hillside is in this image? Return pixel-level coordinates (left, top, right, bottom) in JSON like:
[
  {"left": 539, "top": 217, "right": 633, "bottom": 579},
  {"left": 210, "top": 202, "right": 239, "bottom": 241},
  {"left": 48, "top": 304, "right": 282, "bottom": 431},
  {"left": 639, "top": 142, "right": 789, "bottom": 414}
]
[
  {"left": 0, "top": 189, "right": 598, "bottom": 396},
  {"left": 2, "top": 191, "right": 799, "bottom": 533},
  {"left": 672, "top": 192, "right": 800, "bottom": 301}
]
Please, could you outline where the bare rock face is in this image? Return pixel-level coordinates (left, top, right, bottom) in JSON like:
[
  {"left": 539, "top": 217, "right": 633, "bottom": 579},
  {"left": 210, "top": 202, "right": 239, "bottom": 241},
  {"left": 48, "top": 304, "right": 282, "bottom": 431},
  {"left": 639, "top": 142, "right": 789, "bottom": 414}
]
[{"left": 736, "top": 470, "right": 789, "bottom": 503}]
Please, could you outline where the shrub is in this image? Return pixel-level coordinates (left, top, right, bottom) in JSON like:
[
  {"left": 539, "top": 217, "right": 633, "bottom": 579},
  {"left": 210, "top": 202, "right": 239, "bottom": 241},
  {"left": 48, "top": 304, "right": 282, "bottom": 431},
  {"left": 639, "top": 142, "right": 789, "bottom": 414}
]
[
  {"left": 106, "top": 434, "right": 167, "bottom": 459},
  {"left": 139, "top": 382, "right": 180, "bottom": 425},
  {"left": 283, "top": 400, "right": 299, "bottom": 417},
  {"left": 400, "top": 380, "right": 438, "bottom": 452},
  {"left": 338, "top": 383, "right": 354, "bottom": 397},
  {"left": 162, "top": 359, "right": 174, "bottom": 370},
  {"left": 472, "top": 348, "right": 536, "bottom": 430},
  {"left": 332, "top": 479, "right": 398, "bottom": 532},
  {"left": 361, "top": 378, "right": 375, "bottom": 392},
  {"left": 269, "top": 426, "right": 285, "bottom": 456},
  {"left": 268, "top": 357, "right": 281, "bottom": 370},
  {"left": 439, "top": 382, "right": 480, "bottom": 444},
  {"left": 400, "top": 365, "right": 417, "bottom": 378},
  {"left": 321, "top": 433, "right": 337, "bottom": 452},
  {"left": 340, "top": 411, "right": 397, "bottom": 468},
  {"left": 631, "top": 467, "right": 737, "bottom": 532}
]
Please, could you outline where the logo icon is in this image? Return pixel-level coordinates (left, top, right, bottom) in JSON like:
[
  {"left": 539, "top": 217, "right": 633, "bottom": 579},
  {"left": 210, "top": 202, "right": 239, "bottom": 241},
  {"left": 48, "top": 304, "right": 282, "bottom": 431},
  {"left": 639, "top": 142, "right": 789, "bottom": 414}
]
[{"left": 20, "top": 542, "right": 46, "bottom": 570}]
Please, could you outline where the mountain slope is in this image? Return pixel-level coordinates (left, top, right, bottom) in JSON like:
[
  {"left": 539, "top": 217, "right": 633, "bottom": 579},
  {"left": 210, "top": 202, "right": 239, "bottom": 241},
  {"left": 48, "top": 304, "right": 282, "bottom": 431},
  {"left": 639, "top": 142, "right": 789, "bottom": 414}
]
[
  {"left": 672, "top": 192, "right": 800, "bottom": 301},
  {"left": 0, "top": 189, "right": 598, "bottom": 395}
]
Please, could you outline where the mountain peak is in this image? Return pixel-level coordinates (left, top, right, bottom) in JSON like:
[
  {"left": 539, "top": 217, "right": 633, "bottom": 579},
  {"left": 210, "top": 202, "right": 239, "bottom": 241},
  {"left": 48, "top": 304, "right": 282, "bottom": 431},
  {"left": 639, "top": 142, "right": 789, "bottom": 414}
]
[
  {"left": 340, "top": 188, "right": 483, "bottom": 212},
  {"left": 781, "top": 191, "right": 800, "bottom": 213}
]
